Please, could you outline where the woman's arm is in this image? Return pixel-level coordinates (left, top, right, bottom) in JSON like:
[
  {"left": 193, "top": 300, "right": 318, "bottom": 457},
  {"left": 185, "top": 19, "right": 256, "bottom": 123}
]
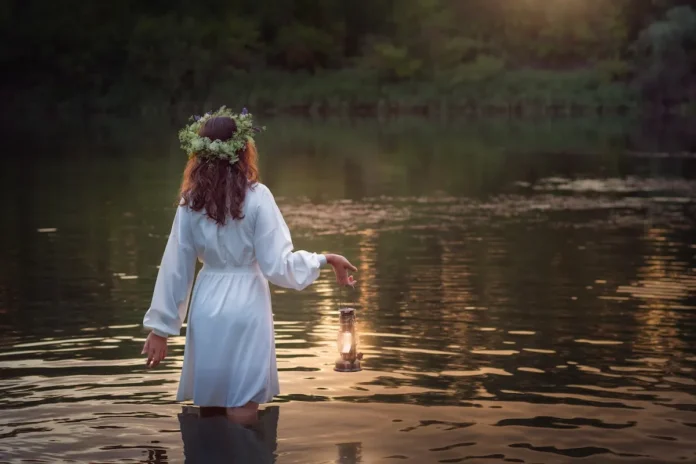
[
  {"left": 253, "top": 186, "right": 356, "bottom": 289},
  {"left": 141, "top": 206, "right": 197, "bottom": 368}
]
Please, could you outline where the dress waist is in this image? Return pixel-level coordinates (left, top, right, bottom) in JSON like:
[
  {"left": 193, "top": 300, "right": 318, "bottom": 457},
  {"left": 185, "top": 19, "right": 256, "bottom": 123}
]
[{"left": 199, "top": 263, "right": 262, "bottom": 276}]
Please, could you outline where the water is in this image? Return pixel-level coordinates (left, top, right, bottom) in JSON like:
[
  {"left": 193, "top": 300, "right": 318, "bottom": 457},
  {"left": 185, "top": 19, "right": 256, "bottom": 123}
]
[{"left": 1, "top": 117, "right": 695, "bottom": 463}]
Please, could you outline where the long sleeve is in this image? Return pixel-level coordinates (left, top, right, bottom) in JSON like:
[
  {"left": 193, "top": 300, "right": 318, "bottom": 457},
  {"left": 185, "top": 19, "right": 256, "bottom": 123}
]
[
  {"left": 143, "top": 205, "right": 197, "bottom": 337},
  {"left": 254, "top": 186, "right": 326, "bottom": 290}
]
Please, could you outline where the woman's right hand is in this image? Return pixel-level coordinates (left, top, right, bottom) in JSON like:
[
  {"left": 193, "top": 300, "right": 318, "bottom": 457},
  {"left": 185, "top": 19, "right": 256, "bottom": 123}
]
[
  {"left": 142, "top": 331, "right": 168, "bottom": 368},
  {"left": 325, "top": 254, "right": 358, "bottom": 287}
]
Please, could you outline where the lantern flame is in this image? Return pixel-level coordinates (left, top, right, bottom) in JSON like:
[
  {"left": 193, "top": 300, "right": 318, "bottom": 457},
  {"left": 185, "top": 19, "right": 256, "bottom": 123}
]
[{"left": 341, "top": 332, "right": 352, "bottom": 354}]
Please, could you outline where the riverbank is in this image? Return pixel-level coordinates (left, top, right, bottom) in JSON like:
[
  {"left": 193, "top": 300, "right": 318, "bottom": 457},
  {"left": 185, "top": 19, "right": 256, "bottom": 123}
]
[{"left": 7, "top": 68, "right": 695, "bottom": 122}]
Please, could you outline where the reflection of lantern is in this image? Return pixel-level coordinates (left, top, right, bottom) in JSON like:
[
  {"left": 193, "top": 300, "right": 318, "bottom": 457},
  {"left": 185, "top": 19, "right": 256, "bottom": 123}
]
[
  {"left": 334, "top": 308, "right": 363, "bottom": 372},
  {"left": 336, "top": 442, "right": 362, "bottom": 464}
]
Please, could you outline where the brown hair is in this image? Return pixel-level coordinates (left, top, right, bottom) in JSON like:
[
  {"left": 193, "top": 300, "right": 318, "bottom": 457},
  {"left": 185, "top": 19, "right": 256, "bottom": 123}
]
[{"left": 179, "top": 116, "right": 259, "bottom": 225}]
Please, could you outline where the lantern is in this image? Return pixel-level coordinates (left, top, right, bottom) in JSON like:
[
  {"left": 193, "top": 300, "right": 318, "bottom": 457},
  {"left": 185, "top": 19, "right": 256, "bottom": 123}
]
[{"left": 335, "top": 307, "right": 363, "bottom": 372}]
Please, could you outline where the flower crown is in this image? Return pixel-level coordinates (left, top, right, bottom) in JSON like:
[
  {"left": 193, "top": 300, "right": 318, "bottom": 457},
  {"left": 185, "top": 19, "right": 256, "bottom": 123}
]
[{"left": 178, "top": 106, "right": 265, "bottom": 164}]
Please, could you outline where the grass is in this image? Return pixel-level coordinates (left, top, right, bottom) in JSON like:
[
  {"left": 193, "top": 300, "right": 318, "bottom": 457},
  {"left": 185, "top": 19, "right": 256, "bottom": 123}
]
[
  {"left": 2, "top": 67, "right": 660, "bottom": 121},
  {"left": 204, "top": 68, "right": 639, "bottom": 117}
]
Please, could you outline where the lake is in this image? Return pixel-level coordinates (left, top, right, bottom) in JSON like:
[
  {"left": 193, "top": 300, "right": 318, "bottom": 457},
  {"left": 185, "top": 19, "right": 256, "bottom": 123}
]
[{"left": 0, "top": 116, "right": 695, "bottom": 463}]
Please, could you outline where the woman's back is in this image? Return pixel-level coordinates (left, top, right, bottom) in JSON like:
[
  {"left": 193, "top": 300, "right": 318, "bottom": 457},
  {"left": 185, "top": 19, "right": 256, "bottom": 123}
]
[
  {"left": 185, "top": 181, "right": 319, "bottom": 289},
  {"left": 186, "top": 183, "right": 268, "bottom": 272}
]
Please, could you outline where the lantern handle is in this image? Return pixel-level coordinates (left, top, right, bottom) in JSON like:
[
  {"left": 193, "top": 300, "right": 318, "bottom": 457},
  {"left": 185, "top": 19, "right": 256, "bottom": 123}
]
[{"left": 337, "top": 281, "right": 357, "bottom": 311}]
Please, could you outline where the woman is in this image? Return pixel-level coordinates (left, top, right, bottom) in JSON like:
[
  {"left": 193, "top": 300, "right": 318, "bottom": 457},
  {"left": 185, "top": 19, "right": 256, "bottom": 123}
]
[{"left": 141, "top": 107, "right": 356, "bottom": 423}]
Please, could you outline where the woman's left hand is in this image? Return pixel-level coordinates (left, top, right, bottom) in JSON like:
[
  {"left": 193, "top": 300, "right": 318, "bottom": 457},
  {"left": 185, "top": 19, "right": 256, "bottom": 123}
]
[{"left": 326, "top": 254, "right": 358, "bottom": 287}]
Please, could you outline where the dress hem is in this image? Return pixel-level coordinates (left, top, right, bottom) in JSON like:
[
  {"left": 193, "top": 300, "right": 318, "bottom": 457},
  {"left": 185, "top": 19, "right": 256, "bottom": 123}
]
[{"left": 176, "top": 390, "right": 280, "bottom": 408}]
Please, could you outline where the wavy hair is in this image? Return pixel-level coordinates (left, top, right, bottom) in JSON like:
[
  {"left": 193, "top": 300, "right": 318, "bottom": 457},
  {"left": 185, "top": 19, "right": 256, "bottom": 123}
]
[{"left": 179, "top": 116, "right": 259, "bottom": 225}]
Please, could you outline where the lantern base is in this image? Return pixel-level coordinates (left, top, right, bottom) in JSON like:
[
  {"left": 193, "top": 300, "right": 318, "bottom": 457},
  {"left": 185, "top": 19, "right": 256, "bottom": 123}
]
[{"left": 334, "top": 359, "right": 361, "bottom": 372}]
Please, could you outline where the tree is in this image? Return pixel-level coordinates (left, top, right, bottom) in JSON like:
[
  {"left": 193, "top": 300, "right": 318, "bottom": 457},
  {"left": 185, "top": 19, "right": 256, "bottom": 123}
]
[{"left": 633, "top": 6, "right": 696, "bottom": 110}]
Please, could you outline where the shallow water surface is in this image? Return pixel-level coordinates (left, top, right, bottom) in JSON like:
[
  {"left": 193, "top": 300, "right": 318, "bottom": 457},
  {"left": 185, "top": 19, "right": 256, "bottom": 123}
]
[{"left": 0, "top": 117, "right": 695, "bottom": 463}]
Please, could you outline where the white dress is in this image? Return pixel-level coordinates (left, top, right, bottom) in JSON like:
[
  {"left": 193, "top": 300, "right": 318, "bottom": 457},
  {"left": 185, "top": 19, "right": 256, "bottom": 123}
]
[{"left": 143, "top": 183, "right": 326, "bottom": 407}]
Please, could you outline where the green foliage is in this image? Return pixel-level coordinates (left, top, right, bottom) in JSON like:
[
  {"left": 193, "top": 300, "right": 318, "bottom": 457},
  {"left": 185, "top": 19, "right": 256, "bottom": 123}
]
[
  {"left": 595, "top": 59, "right": 633, "bottom": 81},
  {"left": 0, "top": 0, "right": 692, "bottom": 114},
  {"left": 449, "top": 56, "right": 506, "bottom": 86},
  {"left": 365, "top": 42, "right": 423, "bottom": 80},
  {"left": 274, "top": 24, "right": 340, "bottom": 70},
  {"left": 633, "top": 6, "right": 696, "bottom": 108}
]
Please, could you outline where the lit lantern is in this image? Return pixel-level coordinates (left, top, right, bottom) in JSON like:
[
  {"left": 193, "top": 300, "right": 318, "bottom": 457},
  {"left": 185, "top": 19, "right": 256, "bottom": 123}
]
[{"left": 334, "top": 308, "right": 363, "bottom": 372}]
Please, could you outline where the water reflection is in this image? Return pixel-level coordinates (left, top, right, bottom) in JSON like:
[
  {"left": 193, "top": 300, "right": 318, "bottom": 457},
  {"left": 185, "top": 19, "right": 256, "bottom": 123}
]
[
  {"left": 178, "top": 407, "right": 366, "bottom": 464},
  {"left": 0, "top": 117, "right": 695, "bottom": 462},
  {"left": 179, "top": 406, "right": 278, "bottom": 464},
  {"left": 336, "top": 442, "right": 363, "bottom": 464}
]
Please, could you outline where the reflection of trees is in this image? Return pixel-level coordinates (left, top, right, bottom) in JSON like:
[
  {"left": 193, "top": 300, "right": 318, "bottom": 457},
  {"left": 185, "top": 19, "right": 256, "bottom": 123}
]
[
  {"left": 0, "top": 122, "right": 184, "bottom": 345},
  {"left": 346, "top": 195, "right": 695, "bottom": 401},
  {"left": 490, "top": 220, "right": 642, "bottom": 366},
  {"left": 258, "top": 116, "right": 696, "bottom": 201},
  {"left": 344, "top": 156, "right": 366, "bottom": 200}
]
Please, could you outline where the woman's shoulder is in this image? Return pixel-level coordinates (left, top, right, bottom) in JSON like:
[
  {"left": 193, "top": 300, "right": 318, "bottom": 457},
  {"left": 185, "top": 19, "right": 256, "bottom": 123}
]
[
  {"left": 244, "top": 183, "right": 275, "bottom": 213},
  {"left": 247, "top": 182, "right": 274, "bottom": 201},
  {"left": 250, "top": 182, "right": 271, "bottom": 193}
]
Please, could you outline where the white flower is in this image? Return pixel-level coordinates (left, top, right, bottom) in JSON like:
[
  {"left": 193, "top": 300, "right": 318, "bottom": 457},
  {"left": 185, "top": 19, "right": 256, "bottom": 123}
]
[{"left": 191, "top": 139, "right": 204, "bottom": 151}]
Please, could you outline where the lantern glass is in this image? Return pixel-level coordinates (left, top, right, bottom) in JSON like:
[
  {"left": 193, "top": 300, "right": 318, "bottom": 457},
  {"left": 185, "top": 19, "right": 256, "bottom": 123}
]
[
  {"left": 334, "top": 308, "right": 362, "bottom": 372},
  {"left": 339, "top": 331, "right": 352, "bottom": 353}
]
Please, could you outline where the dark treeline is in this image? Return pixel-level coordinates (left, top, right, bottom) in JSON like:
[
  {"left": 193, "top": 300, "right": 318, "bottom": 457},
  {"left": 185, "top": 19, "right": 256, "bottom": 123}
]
[{"left": 2, "top": 0, "right": 696, "bottom": 117}]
